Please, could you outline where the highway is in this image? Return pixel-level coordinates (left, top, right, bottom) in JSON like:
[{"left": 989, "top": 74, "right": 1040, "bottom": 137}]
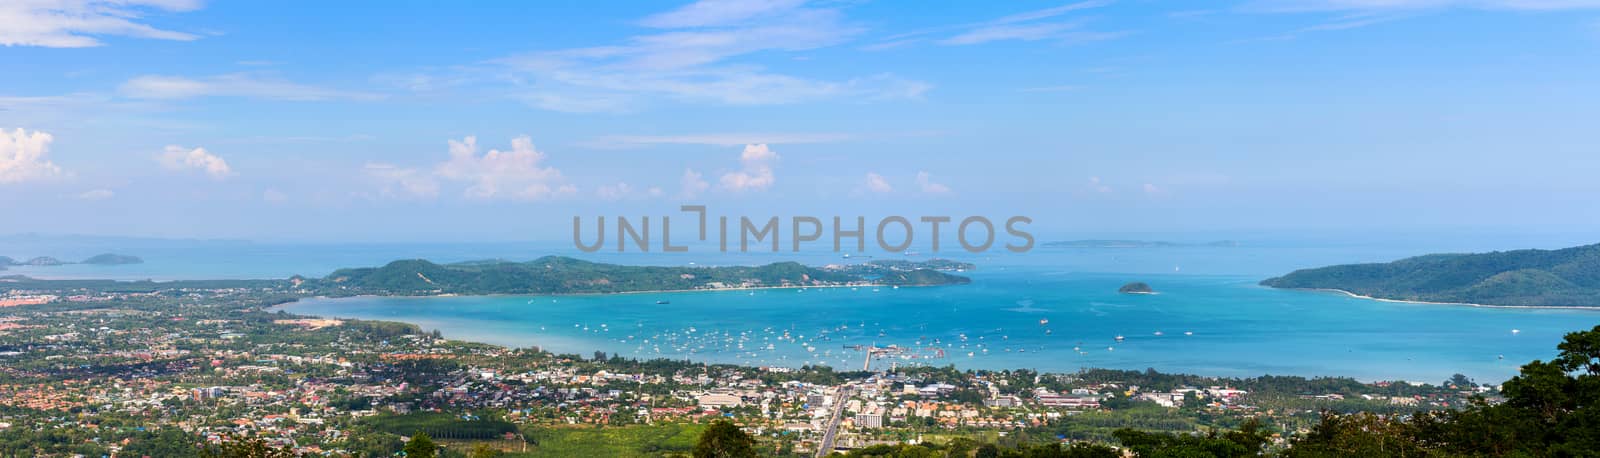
[{"left": 815, "top": 386, "right": 851, "bottom": 457}]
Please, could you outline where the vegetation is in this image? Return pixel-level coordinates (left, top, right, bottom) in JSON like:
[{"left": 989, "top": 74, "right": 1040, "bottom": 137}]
[
  {"left": 368, "top": 412, "right": 520, "bottom": 440},
  {"left": 1118, "top": 282, "right": 1154, "bottom": 294},
  {"left": 1262, "top": 243, "right": 1600, "bottom": 306},
  {"left": 1284, "top": 324, "right": 1600, "bottom": 456},
  {"left": 404, "top": 431, "right": 440, "bottom": 458},
  {"left": 692, "top": 420, "right": 758, "bottom": 458},
  {"left": 314, "top": 256, "right": 968, "bottom": 295}
]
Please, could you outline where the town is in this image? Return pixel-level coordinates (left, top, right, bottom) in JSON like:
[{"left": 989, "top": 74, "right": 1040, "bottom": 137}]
[{"left": 0, "top": 281, "right": 1492, "bottom": 457}]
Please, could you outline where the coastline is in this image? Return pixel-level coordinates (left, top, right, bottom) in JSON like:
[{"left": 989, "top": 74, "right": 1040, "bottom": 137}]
[{"left": 1297, "top": 287, "right": 1600, "bottom": 311}]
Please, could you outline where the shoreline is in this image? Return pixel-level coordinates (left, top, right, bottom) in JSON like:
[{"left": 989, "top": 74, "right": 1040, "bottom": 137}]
[{"left": 1296, "top": 288, "right": 1600, "bottom": 311}]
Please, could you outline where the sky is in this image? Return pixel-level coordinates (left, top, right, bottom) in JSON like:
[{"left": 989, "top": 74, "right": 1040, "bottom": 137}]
[{"left": 2, "top": 0, "right": 1599, "bottom": 242}]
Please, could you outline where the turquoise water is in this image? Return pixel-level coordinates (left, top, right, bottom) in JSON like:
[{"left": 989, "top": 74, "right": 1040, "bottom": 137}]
[
  {"left": 282, "top": 267, "right": 1600, "bottom": 384},
  {"left": 9, "top": 234, "right": 1600, "bottom": 383}
]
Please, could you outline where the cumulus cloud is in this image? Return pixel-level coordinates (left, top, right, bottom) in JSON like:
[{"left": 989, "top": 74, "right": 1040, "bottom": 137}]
[
  {"left": 0, "top": 128, "right": 65, "bottom": 184},
  {"left": 1143, "top": 183, "right": 1163, "bottom": 195},
  {"left": 363, "top": 162, "right": 439, "bottom": 199},
  {"left": 120, "top": 74, "right": 384, "bottom": 101},
  {"left": 77, "top": 188, "right": 114, "bottom": 200},
  {"left": 680, "top": 168, "right": 710, "bottom": 198},
  {"left": 916, "top": 171, "right": 951, "bottom": 194},
  {"left": 435, "top": 136, "right": 575, "bottom": 200},
  {"left": 864, "top": 172, "right": 893, "bottom": 193},
  {"left": 157, "top": 145, "right": 234, "bottom": 180},
  {"left": 719, "top": 144, "right": 778, "bottom": 192},
  {"left": 0, "top": 0, "right": 203, "bottom": 48},
  {"left": 597, "top": 182, "right": 634, "bottom": 201}
]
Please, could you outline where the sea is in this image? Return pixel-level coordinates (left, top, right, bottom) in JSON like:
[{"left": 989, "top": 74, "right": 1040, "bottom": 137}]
[{"left": 4, "top": 232, "right": 1598, "bottom": 383}]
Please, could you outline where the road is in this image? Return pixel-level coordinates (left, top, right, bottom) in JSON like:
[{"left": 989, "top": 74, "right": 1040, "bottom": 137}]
[{"left": 816, "top": 386, "right": 851, "bottom": 457}]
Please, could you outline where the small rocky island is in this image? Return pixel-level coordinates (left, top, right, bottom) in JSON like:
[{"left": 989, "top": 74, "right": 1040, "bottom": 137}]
[
  {"left": 1119, "top": 282, "right": 1155, "bottom": 294},
  {"left": 81, "top": 253, "right": 144, "bottom": 265}
]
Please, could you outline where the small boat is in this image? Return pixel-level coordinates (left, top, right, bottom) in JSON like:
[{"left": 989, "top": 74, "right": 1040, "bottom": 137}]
[
  {"left": 655, "top": 300, "right": 671, "bottom": 304},
  {"left": 1511, "top": 329, "right": 1521, "bottom": 335},
  {"left": 1184, "top": 331, "right": 1194, "bottom": 336},
  {"left": 1153, "top": 331, "right": 1164, "bottom": 336},
  {"left": 1039, "top": 319, "right": 1049, "bottom": 325},
  {"left": 1114, "top": 335, "right": 1126, "bottom": 342}
]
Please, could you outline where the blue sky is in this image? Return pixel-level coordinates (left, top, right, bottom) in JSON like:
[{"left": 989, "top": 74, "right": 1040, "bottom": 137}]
[{"left": 2, "top": 0, "right": 1599, "bottom": 242}]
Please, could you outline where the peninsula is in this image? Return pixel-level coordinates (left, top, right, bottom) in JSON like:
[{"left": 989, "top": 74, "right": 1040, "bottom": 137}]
[
  {"left": 311, "top": 256, "right": 970, "bottom": 296},
  {"left": 1261, "top": 243, "right": 1600, "bottom": 307}
]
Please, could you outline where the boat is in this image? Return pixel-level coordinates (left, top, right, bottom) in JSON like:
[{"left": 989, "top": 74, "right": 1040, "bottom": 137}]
[
  {"left": 656, "top": 300, "right": 670, "bottom": 304},
  {"left": 1184, "top": 331, "right": 1194, "bottom": 336},
  {"left": 1039, "top": 319, "right": 1049, "bottom": 325},
  {"left": 1153, "top": 331, "right": 1164, "bottom": 336},
  {"left": 1114, "top": 335, "right": 1125, "bottom": 342}
]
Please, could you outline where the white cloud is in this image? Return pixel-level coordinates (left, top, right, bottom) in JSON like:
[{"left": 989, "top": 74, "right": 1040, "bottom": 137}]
[
  {"left": 363, "top": 162, "right": 439, "bottom": 199},
  {"left": 864, "top": 172, "right": 893, "bottom": 193},
  {"left": 597, "top": 182, "right": 628, "bottom": 200},
  {"left": 0, "top": 128, "right": 65, "bottom": 184},
  {"left": 1087, "top": 176, "right": 1113, "bottom": 193},
  {"left": 487, "top": 1, "right": 928, "bottom": 111},
  {"left": 262, "top": 188, "right": 288, "bottom": 203},
  {"left": 1143, "top": 183, "right": 1163, "bottom": 195},
  {"left": 0, "top": 0, "right": 202, "bottom": 48},
  {"left": 77, "top": 188, "right": 113, "bottom": 200},
  {"left": 719, "top": 144, "right": 778, "bottom": 192},
  {"left": 639, "top": 0, "right": 808, "bottom": 28},
  {"left": 435, "top": 136, "right": 575, "bottom": 200},
  {"left": 120, "top": 74, "right": 384, "bottom": 101},
  {"left": 870, "top": 1, "right": 1118, "bottom": 48},
  {"left": 1243, "top": 0, "right": 1600, "bottom": 12},
  {"left": 583, "top": 132, "right": 853, "bottom": 148},
  {"left": 680, "top": 168, "right": 710, "bottom": 198},
  {"left": 157, "top": 145, "right": 234, "bottom": 180},
  {"left": 941, "top": 22, "right": 1082, "bottom": 45},
  {"left": 916, "top": 171, "right": 951, "bottom": 194}
]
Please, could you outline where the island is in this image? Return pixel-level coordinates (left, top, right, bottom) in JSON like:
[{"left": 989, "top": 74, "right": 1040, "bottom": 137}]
[
  {"left": 0, "top": 256, "right": 14, "bottom": 266},
  {"left": 1261, "top": 242, "right": 1600, "bottom": 307},
  {"left": 311, "top": 256, "right": 970, "bottom": 296},
  {"left": 1119, "top": 282, "right": 1155, "bottom": 294},
  {"left": 23, "top": 256, "right": 63, "bottom": 266},
  {"left": 1046, "top": 240, "right": 1238, "bottom": 248},
  {"left": 80, "top": 253, "right": 144, "bottom": 265}
]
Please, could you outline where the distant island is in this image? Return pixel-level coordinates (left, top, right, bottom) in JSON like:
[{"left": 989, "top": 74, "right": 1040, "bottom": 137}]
[
  {"left": 0, "top": 253, "right": 144, "bottom": 268},
  {"left": 311, "top": 256, "right": 971, "bottom": 296},
  {"left": 1046, "top": 240, "right": 1238, "bottom": 248},
  {"left": 1261, "top": 243, "right": 1600, "bottom": 307},
  {"left": 1119, "top": 282, "right": 1155, "bottom": 294},
  {"left": 81, "top": 253, "right": 144, "bottom": 265}
]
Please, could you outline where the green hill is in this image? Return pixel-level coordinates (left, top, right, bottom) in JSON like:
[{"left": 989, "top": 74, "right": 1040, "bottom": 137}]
[
  {"left": 1261, "top": 243, "right": 1600, "bottom": 306},
  {"left": 314, "top": 256, "right": 968, "bottom": 296}
]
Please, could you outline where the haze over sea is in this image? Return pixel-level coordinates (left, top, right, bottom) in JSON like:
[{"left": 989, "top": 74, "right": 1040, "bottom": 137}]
[{"left": 6, "top": 232, "right": 1598, "bottom": 383}]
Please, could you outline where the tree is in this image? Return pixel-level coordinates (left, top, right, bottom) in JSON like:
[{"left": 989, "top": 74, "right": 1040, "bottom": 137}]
[
  {"left": 404, "top": 431, "right": 438, "bottom": 458},
  {"left": 693, "top": 420, "right": 757, "bottom": 458},
  {"left": 199, "top": 434, "right": 296, "bottom": 458},
  {"left": 974, "top": 443, "right": 999, "bottom": 458},
  {"left": 1445, "top": 373, "right": 1475, "bottom": 389}
]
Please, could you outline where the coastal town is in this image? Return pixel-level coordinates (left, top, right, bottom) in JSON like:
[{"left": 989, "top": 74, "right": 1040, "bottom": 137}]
[{"left": 0, "top": 280, "right": 1493, "bottom": 457}]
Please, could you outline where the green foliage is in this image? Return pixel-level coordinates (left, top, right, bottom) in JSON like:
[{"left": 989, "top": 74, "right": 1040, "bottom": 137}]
[
  {"left": 1288, "top": 324, "right": 1600, "bottom": 456},
  {"left": 404, "top": 431, "right": 439, "bottom": 458},
  {"left": 1262, "top": 243, "right": 1600, "bottom": 306},
  {"left": 314, "top": 256, "right": 969, "bottom": 295},
  {"left": 692, "top": 420, "right": 758, "bottom": 458},
  {"left": 199, "top": 434, "right": 297, "bottom": 458},
  {"left": 369, "top": 412, "right": 519, "bottom": 440}
]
